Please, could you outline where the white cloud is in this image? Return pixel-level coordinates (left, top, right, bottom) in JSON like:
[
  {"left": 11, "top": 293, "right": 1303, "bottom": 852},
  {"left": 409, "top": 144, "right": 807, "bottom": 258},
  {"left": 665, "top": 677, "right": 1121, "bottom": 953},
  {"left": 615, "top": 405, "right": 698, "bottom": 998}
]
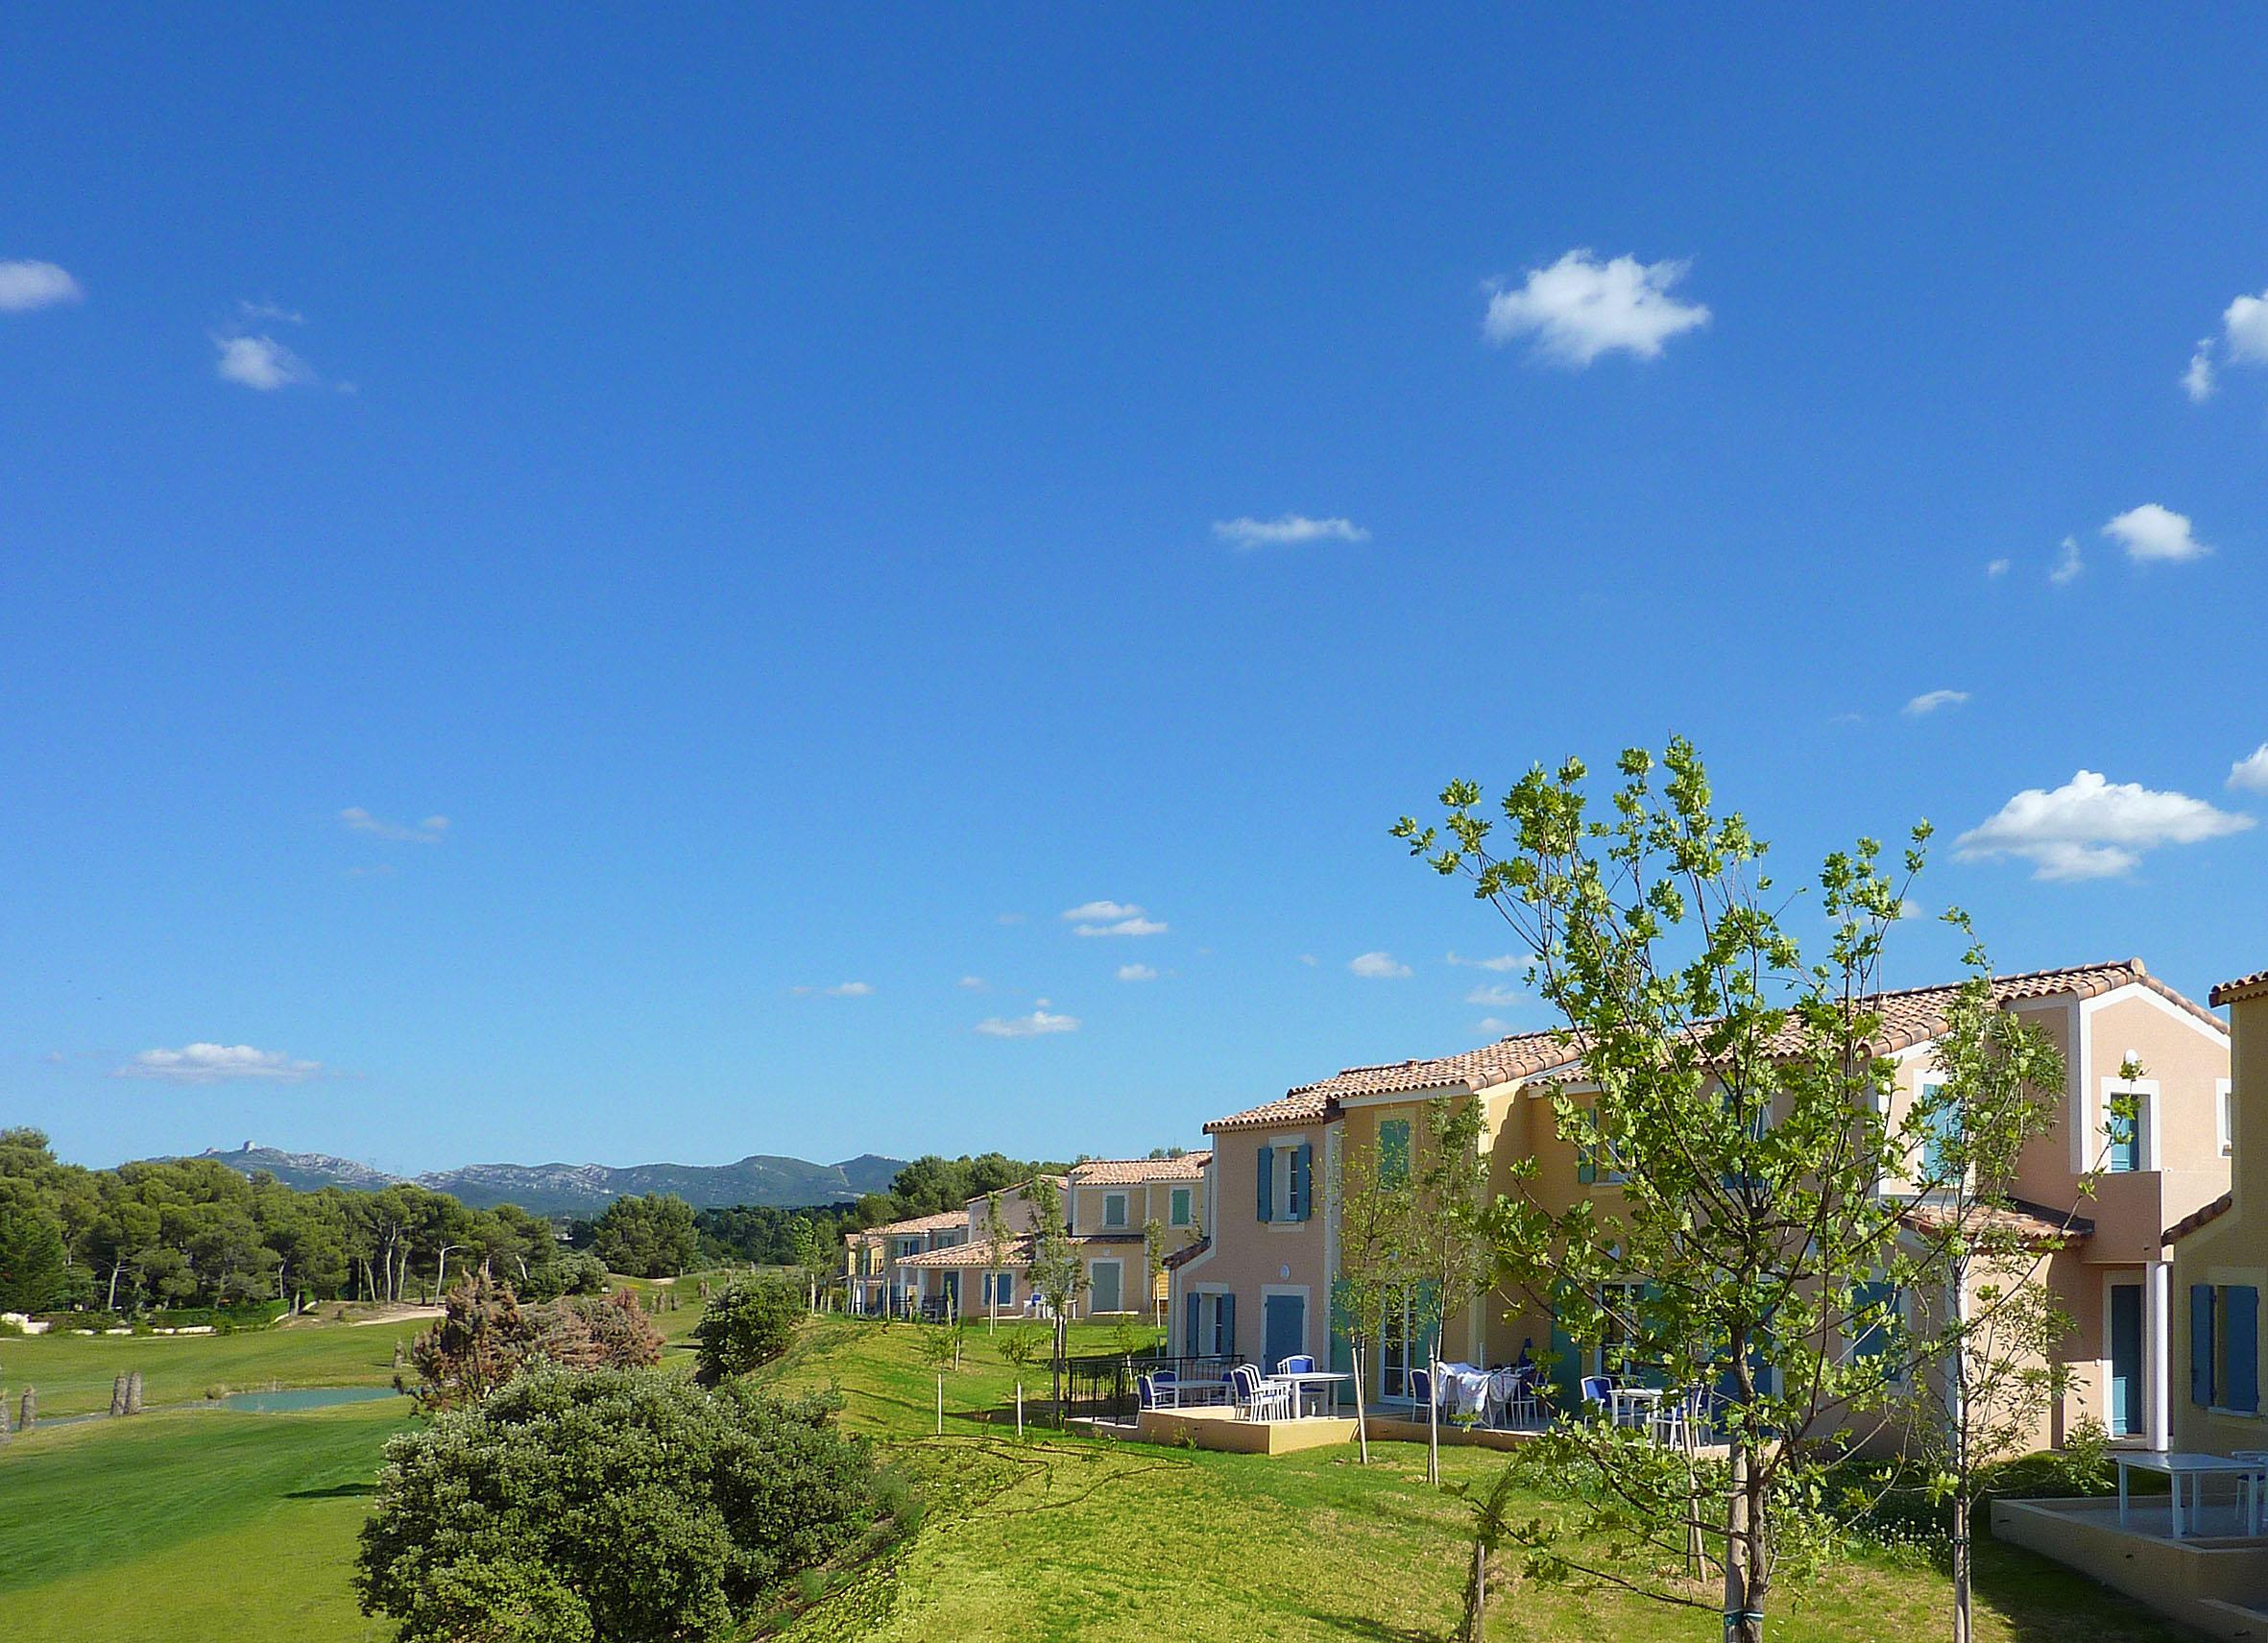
[
  {"left": 957, "top": 975, "right": 987, "bottom": 990},
  {"left": 1954, "top": 769, "right": 2255, "bottom": 881},
  {"left": 1064, "top": 901, "right": 1167, "bottom": 937},
  {"left": 1474, "top": 1017, "right": 1515, "bottom": 1036},
  {"left": 2103, "top": 503, "right": 2209, "bottom": 565},
  {"left": 237, "top": 299, "right": 305, "bottom": 326},
  {"left": 0, "top": 259, "right": 84, "bottom": 313},
  {"left": 1211, "top": 515, "right": 1370, "bottom": 550},
  {"left": 1348, "top": 951, "right": 1411, "bottom": 979},
  {"left": 1483, "top": 249, "right": 1710, "bottom": 366},
  {"left": 2184, "top": 339, "right": 2218, "bottom": 402},
  {"left": 341, "top": 807, "right": 447, "bottom": 844},
  {"left": 1446, "top": 952, "right": 1526, "bottom": 973},
  {"left": 975, "top": 1007, "right": 1079, "bottom": 1038},
  {"left": 1062, "top": 900, "right": 1141, "bottom": 922},
  {"left": 1297, "top": 954, "right": 1318, "bottom": 966},
  {"left": 115, "top": 1043, "right": 323, "bottom": 1083},
  {"left": 2230, "top": 745, "right": 2268, "bottom": 794},
  {"left": 1903, "top": 689, "right": 1970, "bottom": 716},
  {"left": 2226, "top": 291, "right": 2268, "bottom": 366},
  {"left": 791, "top": 980, "right": 874, "bottom": 998},
  {"left": 2050, "top": 535, "right": 2084, "bottom": 586},
  {"left": 215, "top": 332, "right": 319, "bottom": 391},
  {"left": 1117, "top": 963, "right": 1158, "bottom": 982},
  {"left": 1986, "top": 558, "right": 2012, "bottom": 578},
  {"left": 1464, "top": 983, "right": 1524, "bottom": 1007}
]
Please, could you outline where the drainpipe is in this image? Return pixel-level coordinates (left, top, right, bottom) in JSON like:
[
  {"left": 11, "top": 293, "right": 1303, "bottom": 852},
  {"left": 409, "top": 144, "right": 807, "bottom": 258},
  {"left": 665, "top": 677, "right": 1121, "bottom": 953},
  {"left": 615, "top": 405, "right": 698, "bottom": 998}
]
[{"left": 2147, "top": 1260, "right": 2171, "bottom": 1453}]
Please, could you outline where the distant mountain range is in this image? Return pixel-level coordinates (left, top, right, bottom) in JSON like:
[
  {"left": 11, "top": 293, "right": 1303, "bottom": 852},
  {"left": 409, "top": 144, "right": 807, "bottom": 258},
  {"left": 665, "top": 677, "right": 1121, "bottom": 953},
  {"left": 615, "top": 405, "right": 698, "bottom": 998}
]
[{"left": 169, "top": 1143, "right": 906, "bottom": 1217}]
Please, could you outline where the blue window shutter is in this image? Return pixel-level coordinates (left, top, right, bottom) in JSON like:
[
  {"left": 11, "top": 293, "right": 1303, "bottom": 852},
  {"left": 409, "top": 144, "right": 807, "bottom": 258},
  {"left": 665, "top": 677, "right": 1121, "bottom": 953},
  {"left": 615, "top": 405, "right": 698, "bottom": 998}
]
[
  {"left": 1256, "top": 1144, "right": 1273, "bottom": 1222},
  {"left": 2232, "top": 1288, "right": 2260, "bottom": 1415},
  {"left": 1218, "top": 1293, "right": 1236, "bottom": 1358},
  {"left": 1381, "top": 1120, "right": 1411, "bottom": 1187},
  {"left": 1853, "top": 1282, "right": 1894, "bottom": 1359},
  {"left": 2192, "top": 1285, "right": 2217, "bottom": 1407},
  {"left": 1577, "top": 1145, "right": 1597, "bottom": 1186},
  {"left": 1184, "top": 1292, "right": 1200, "bottom": 1357},
  {"left": 1292, "top": 1145, "right": 1314, "bottom": 1221}
]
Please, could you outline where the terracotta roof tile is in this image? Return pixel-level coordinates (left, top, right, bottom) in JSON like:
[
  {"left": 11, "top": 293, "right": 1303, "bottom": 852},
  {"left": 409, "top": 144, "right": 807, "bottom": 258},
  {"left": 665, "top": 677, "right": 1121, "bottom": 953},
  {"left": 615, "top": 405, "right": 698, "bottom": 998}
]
[
  {"left": 848, "top": 1209, "right": 971, "bottom": 1240},
  {"left": 1069, "top": 1152, "right": 1212, "bottom": 1185},
  {"left": 2163, "top": 1191, "right": 2234, "bottom": 1246},
  {"left": 2212, "top": 969, "right": 2268, "bottom": 1007},
  {"left": 1163, "top": 1236, "right": 1210, "bottom": 1270},
  {"left": 897, "top": 1236, "right": 1029, "bottom": 1269},
  {"left": 1206, "top": 1029, "right": 1575, "bottom": 1134},
  {"left": 1900, "top": 1196, "right": 2093, "bottom": 1246},
  {"left": 1206, "top": 960, "right": 2218, "bottom": 1134}
]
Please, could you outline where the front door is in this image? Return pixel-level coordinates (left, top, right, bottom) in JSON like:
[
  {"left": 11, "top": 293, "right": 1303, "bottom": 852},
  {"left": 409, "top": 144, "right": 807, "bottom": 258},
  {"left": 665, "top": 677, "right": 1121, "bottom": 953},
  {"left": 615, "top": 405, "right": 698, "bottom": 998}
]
[
  {"left": 1264, "top": 1293, "right": 1306, "bottom": 1376},
  {"left": 939, "top": 1271, "right": 960, "bottom": 1317},
  {"left": 2109, "top": 1283, "right": 2144, "bottom": 1438}
]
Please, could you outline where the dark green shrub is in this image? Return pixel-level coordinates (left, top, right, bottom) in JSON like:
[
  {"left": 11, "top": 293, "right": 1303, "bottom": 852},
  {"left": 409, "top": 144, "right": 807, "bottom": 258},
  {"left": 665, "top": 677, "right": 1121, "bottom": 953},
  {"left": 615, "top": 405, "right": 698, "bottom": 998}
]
[
  {"left": 692, "top": 1275, "right": 804, "bottom": 1386},
  {"left": 357, "top": 1365, "right": 875, "bottom": 1643}
]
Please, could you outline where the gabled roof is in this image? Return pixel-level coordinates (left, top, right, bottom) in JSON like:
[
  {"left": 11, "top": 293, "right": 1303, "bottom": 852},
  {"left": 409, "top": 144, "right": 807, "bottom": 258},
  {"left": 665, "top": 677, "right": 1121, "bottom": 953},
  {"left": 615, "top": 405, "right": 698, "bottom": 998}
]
[
  {"left": 1206, "top": 1029, "right": 1574, "bottom": 1134},
  {"left": 2212, "top": 969, "right": 2268, "bottom": 1008},
  {"left": 1163, "top": 1236, "right": 1210, "bottom": 1270},
  {"left": 1832, "top": 959, "right": 2223, "bottom": 1052},
  {"left": 1204, "top": 959, "right": 2220, "bottom": 1135},
  {"left": 848, "top": 1209, "right": 970, "bottom": 1241},
  {"left": 1070, "top": 1152, "right": 1212, "bottom": 1185}
]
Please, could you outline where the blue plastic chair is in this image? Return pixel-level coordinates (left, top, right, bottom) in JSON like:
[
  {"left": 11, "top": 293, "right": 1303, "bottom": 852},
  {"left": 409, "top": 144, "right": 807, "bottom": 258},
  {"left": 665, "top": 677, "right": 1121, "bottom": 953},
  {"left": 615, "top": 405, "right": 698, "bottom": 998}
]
[
  {"left": 1410, "top": 1367, "right": 1433, "bottom": 1412},
  {"left": 1137, "top": 1374, "right": 1159, "bottom": 1412},
  {"left": 1580, "top": 1374, "right": 1613, "bottom": 1416},
  {"left": 1278, "top": 1354, "right": 1315, "bottom": 1375}
]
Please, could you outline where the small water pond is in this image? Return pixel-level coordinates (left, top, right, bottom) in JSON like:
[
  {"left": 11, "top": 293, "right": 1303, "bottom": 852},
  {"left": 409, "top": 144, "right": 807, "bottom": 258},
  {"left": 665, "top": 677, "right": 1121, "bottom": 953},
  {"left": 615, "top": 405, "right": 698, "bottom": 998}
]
[{"left": 221, "top": 1385, "right": 406, "bottom": 1413}]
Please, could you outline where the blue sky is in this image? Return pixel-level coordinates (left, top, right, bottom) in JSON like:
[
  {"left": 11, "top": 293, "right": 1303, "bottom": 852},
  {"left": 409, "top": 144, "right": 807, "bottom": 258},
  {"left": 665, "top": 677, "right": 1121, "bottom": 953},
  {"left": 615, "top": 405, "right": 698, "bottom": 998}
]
[{"left": 6, "top": 8, "right": 2267, "bottom": 1174}]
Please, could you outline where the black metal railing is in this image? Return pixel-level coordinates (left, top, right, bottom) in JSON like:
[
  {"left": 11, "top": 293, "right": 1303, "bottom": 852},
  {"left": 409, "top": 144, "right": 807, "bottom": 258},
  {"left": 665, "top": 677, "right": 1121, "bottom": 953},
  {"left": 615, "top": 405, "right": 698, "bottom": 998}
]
[{"left": 1058, "top": 1351, "right": 1240, "bottom": 1422}]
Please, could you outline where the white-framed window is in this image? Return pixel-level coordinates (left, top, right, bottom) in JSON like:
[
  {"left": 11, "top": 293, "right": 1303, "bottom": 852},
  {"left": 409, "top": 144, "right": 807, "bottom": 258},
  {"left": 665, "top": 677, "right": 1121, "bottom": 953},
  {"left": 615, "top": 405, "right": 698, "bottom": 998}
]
[
  {"left": 2103, "top": 1075, "right": 2158, "bottom": 1172},
  {"left": 1103, "top": 1192, "right": 1128, "bottom": 1229},
  {"left": 2220, "top": 1079, "right": 2235, "bottom": 1159},
  {"left": 1170, "top": 1186, "right": 1194, "bottom": 1227},
  {"left": 1192, "top": 1291, "right": 1233, "bottom": 1357},
  {"left": 1380, "top": 1290, "right": 1421, "bottom": 1400}
]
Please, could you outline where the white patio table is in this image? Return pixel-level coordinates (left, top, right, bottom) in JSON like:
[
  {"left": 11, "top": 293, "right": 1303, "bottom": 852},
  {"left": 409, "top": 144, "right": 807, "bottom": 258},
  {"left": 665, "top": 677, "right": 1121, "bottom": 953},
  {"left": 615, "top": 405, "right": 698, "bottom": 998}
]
[
  {"left": 2114, "top": 1452, "right": 2268, "bottom": 1538},
  {"left": 1609, "top": 1385, "right": 1664, "bottom": 1430},
  {"left": 1267, "top": 1370, "right": 1352, "bottom": 1417}
]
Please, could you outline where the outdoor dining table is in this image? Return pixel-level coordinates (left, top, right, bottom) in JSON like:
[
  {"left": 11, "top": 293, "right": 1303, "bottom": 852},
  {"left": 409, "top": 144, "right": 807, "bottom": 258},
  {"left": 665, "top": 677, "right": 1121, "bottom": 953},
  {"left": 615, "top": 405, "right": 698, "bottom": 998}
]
[
  {"left": 1267, "top": 1370, "right": 1352, "bottom": 1417},
  {"left": 1609, "top": 1385, "right": 1665, "bottom": 1430},
  {"left": 2114, "top": 1452, "right": 2268, "bottom": 1538}
]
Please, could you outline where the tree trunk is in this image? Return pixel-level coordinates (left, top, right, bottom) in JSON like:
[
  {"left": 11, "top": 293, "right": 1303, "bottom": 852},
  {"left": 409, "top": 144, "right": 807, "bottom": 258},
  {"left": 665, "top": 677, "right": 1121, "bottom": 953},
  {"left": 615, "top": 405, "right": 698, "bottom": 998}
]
[
  {"left": 106, "top": 1263, "right": 123, "bottom": 1312},
  {"left": 1352, "top": 1341, "right": 1371, "bottom": 1463},
  {"left": 1951, "top": 1493, "right": 1972, "bottom": 1643},
  {"left": 1427, "top": 1349, "right": 1442, "bottom": 1486},
  {"left": 1950, "top": 1261, "right": 1972, "bottom": 1643},
  {"left": 1461, "top": 1534, "right": 1489, "bottom": 1642}
]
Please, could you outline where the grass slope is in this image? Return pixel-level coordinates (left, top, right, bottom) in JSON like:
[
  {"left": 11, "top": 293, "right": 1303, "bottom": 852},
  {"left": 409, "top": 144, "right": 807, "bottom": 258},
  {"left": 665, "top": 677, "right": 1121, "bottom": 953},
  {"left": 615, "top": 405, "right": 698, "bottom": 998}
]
[{"left": 760, "top": 1318, "right": 2194, "bottom": 1643}]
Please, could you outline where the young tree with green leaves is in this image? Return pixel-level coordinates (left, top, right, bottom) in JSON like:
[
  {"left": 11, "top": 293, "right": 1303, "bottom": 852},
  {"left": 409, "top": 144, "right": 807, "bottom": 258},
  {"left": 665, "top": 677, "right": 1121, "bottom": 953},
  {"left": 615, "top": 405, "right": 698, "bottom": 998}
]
[
  {"left": 1142, "top": 1217, "right": 1168, "bottom": 1330},
  {"left": 1402, "top": 1094, "right": 1498, "bottom": 1487},
  {"left": 981, "top": 1190, "right": 1014, "bottom": 1336},
  {"left": 1330, "top": 1136, "right": 1411, "bottom": 1464},
  {"left": 1394, "top": 738, "right": 2063, "bottom": 1643},
  {"left": 1022, "top": 1175, "right": 1087, "bottom": 1424}
]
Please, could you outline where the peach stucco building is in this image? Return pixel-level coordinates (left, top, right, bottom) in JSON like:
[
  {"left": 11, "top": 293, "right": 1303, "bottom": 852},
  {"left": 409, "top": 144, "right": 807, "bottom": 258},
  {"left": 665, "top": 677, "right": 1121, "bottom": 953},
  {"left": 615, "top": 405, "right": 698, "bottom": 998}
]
[{"left": 1172, "top": 958, "right": 2229, "bottom": 1448}]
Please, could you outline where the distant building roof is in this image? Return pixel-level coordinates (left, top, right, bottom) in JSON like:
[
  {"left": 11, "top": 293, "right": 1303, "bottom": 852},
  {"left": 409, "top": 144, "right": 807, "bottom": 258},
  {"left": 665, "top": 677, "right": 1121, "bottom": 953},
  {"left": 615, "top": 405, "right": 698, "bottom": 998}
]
[
  {"left": 848, "top": 1209, "right": 970, "bottom": 1241},
  {"left": 1900, "top": 1196, "right": 2093, "bottom": 1246},
  {"left": 1069, "top": 1153, "right": 1212, "bottom": 1185},
  {"left": 897, "top": 1236, "right": 1030, "bottom": 1269}
]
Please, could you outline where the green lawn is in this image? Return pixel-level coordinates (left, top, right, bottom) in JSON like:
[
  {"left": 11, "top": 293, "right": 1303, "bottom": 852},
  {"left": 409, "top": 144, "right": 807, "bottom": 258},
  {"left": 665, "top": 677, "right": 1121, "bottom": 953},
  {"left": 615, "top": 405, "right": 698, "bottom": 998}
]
[
  {"left": 760, "top": 1318, "right": 2194, "bottom": 1643},
  {"left": 0, "top": 1310, "right": 2203, "bottom": 1642},
  {"left": 0, "top": 1401, "right": 413, "bottom": 1643}
]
